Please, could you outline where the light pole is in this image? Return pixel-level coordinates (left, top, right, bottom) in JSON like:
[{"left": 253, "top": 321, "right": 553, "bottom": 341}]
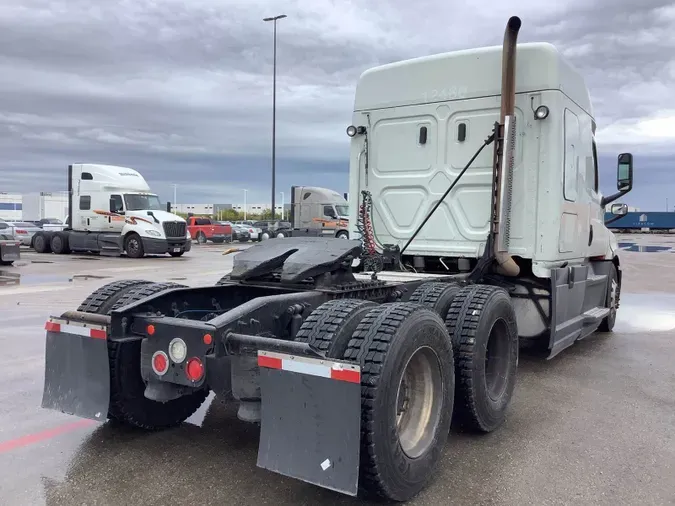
[
  {"left": 280, "top": 191, "right": 285, "bottom": 220},
  {"left": 243, "top": 189, "right": 248, "bottom": 220},
  {"left": 263, "top": 14, "right": 286, "bottom": 220},
  {"left": 171, "top": 184, "right": 177, "bottom": 212}
]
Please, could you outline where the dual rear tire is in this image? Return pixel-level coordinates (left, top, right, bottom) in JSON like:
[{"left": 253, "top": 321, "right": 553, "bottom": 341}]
[
  {"left": 296, "top": 285, "right": 518, "bottom": 501},
  {"left": 296, "top": 299, "right": 454, "bottom": 502},
  {"left": 77, "top": 280, "right": 209, "bottom": 429}
]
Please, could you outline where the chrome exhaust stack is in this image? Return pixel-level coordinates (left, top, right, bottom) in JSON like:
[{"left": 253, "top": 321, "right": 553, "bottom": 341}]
[{"left": 493, "top": 16, "right": 521, "bottom": 277}]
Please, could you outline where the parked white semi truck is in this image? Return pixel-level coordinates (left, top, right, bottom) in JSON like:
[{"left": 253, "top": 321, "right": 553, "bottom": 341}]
[
  {"left": 289, "top": 185, "right": 350, "bottom": 238},
  {"left": 32, "top": 164, "right": 191, "bottom": 258},
  {"left": 42, "top": 16, "right": 632, "bottom": 503}
]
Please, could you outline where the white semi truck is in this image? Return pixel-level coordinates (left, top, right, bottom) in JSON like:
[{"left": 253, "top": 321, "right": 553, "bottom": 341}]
[
  {"left": 289, "top": 185, "right": 350, "bottom": 239},
  {"left": 41, "top": 16, "right": 633, "bottom": 503},
  {"left": 32, "top": 164, "right": 191, "bottom": 258}
]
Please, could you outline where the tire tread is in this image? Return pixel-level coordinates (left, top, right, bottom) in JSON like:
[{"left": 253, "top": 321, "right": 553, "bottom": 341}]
[
  {"left": 445, "top": 284, "right": 516, "bottom": 432},
  {"left": 344, "top": 302, "right": 448, "bottom": 500}
]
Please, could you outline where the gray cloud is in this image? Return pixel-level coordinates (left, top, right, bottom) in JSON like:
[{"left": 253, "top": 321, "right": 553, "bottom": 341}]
[{"left": 1, "top": 0, "right": 674, "bottom": 210}]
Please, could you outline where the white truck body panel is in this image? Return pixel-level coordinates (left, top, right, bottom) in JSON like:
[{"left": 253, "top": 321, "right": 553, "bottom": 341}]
[{"left": 347, "top": 42, "right": 612, "bottom": 276}]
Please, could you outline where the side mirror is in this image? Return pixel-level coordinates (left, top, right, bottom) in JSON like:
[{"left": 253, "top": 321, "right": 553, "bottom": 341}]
[
  {"left": 617, "top": 153, "right": 633, "bottom": 192},
  {"left": 610, "top": 203, "right": 628, "bottom": 216}
]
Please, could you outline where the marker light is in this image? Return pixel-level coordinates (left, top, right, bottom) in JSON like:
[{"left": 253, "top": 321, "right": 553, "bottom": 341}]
[
  {"left": 168, "top": 338, "right": 187, "bottom": 363},
  {"left": 203, "top": 334, "right": 213, "bottom": 345},
  {"left": 152, "top": 351, "right": 169, "bottom": 376},
  {"left": 535, "top": 105, "right": 549, "bottom": 120},
  {"left": 185, "top": 357, "right": 204, "bottom": 382},
  {"left": 346, "top": 125, "right": 357, "bottom": 137},
  {"left": 147, "top": 324, "right": 155, "bottom": 336}
]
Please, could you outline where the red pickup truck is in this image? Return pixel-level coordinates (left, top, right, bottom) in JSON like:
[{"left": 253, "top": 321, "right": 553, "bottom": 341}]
[{"left": 186, "top": 216, "right": 231, "bottom": 244}]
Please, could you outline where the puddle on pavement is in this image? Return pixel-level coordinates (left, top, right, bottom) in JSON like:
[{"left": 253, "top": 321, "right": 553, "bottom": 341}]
[
  {"left": 618, "top": 241, "right": 674, "bottom": 253},
  {"left": 615, "top": 292, "right": 675, "bottom": 333},
  {"left": 0, "top": 270, "right": 74, "bottom": 287}
]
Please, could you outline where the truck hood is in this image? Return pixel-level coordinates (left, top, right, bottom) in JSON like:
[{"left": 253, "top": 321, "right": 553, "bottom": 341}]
[{"left": 126, "top": 210, "right": 185, "bottom": 224}]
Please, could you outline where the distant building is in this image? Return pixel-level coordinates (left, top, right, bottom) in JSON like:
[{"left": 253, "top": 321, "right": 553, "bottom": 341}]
[
  {"left": 171, "top": 202, "right": 285, "bottom": 218},
  {"left": 172, "top": 203, "right": 216, "bottom": 215},
  {"left": 0, "top": 192, "right": 22, "bottom": 221}
]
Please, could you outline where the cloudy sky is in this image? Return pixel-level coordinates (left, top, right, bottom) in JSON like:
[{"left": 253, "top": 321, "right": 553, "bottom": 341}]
[{"left": 1, "top": 0, "right": 674, "bottom": 210}]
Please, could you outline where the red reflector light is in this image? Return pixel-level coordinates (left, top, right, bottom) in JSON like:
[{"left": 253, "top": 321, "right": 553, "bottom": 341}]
[
  {"left": 203, "top": 334, "right": 212, "bottom": 345},
  {"left": 185, "top": 357, "right": 204, "bottom": 382},
  {"left": 147, "top": 324, "right": 155, "bottom": 336},
  {"left": 152, "top": 351, "right": 169, "bottom": 376}
]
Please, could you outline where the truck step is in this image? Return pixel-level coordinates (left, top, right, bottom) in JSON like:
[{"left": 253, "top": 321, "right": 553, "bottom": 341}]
[{"left": 582, "top": 307, "right": 610, "bottom": 323}]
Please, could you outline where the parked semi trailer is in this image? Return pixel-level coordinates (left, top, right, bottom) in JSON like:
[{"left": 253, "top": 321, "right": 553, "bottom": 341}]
[
  {"left": 31, "top": 164, "right": 192, "bottom": 258},
  {"left": 41, "top": 17, "right": 634, "bottom": 502},
  {"left": 605, "top": 211, "right": 675, "bottom": 232}
]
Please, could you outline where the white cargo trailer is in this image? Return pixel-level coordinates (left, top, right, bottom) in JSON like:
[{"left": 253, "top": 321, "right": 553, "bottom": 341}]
[{"left": 21, "top": 192, "right": 68, "bottom": 223}]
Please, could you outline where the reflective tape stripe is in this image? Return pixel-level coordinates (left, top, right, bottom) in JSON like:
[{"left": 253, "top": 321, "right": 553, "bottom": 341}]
[
  {"left": 45, "top": 318, "right": 107, "bottom": 339},
  {"left": 257, "top": 351, "right": 360, "bottom": 384}
]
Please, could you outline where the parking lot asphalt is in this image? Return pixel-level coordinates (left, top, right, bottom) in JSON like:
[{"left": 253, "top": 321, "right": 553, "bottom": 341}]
[{"left": 0, "top": 235, "right": 674, "bottom": 505}]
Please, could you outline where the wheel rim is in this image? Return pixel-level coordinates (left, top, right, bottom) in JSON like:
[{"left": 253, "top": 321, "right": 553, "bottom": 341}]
[
  {"left": 484, "top": 318, "right": 510, "bottom": 402},
  {"left": 609, "top": 278, "right": 618, "bottom": 320},
  {"left": 395, "top": 346, "right": 444, "bottom": 459},
  {"left": 128, "top": 238, "right": 140, "bottom": 255}
]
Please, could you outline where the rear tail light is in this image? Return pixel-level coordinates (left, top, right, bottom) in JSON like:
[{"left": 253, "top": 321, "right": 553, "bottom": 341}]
[
  {"left": 249, "top": 228, "right": 254, "bottom": 233},
  {"left": 185, "top": 357, "right": 204, "bottom": 382},
  {"left": 15, "top": 229, "right": 27, "bottom": 235},
  {"left": 152, "top": 351, "right": 169, "bottom": 376}
]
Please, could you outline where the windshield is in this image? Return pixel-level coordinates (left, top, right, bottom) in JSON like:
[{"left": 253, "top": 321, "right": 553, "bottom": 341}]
[
  {"left": 335, "top": 205, "right": 349, "bottom": 216},
  {"left": 124, "top": 194, "right": 163, "bottom": 211}
]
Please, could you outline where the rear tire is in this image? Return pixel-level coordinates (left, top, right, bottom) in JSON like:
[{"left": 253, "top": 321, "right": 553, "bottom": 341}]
[
  {"left": 77, "top": 279, "right": 153, "bottom": 314},
  {"left": 50, "top": 232, "right": 70, "bottom": 255},
  {"left": 598, "top": 263, "right": 619, "bottom": 332},
  {"left": 409, "top": 281, "right": 461, "bottom": 320},
  {"left": 77, "top": 281, "right": 208, "bottom": 429},
  {"left": 344, "top": 303, "right": 454, "bottom": 502},
  {"left": 445, "top": 285, "right": 518, "bottom": 433},
  {"left": 107, "top": 282, "right": 208, "bottom": 429},
  {"left": 336, "top": 231, "right": 349, "bottom": 239},
  {"left": 197, "top": 232, "right": 207, "bottom": 244},
  {"left": 294, "top": 299, "right": 377, "bottom": 357},
  {"left": 33, "top": 233, "right": 51, "bottom": 253}
]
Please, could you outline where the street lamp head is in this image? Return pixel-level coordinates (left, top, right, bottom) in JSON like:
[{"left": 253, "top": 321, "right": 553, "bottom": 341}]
[{"left": 263, "top": 14, "right": 287, "bottom": 22}]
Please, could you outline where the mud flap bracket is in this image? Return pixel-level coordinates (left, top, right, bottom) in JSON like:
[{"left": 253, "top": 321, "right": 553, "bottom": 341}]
[{"left": 256, "top": 351, "right": 362, "bottom": 496}]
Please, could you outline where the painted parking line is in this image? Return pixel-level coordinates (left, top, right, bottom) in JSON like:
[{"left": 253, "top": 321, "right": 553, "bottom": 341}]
[{"left": 0, "top": 419, "right": 96, "bottom": 454}]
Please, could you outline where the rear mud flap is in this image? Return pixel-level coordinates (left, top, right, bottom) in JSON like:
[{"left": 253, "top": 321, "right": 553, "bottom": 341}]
[
  {"left": 41, "top": 318, "right": 110, "bottom": 421},
  {"left": 256, "top": 351, "right": 362, "bottom": 496}
]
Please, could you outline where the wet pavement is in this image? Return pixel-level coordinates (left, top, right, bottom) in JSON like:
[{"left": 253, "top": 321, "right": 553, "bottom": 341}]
[{"left": 1, "top": 235, "right": 674, "bottom": 505}]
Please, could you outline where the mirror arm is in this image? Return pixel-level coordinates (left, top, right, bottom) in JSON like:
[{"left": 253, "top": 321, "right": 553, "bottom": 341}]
[{"left": 601, "top": 190, "right": 628, "bottom": 207}]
